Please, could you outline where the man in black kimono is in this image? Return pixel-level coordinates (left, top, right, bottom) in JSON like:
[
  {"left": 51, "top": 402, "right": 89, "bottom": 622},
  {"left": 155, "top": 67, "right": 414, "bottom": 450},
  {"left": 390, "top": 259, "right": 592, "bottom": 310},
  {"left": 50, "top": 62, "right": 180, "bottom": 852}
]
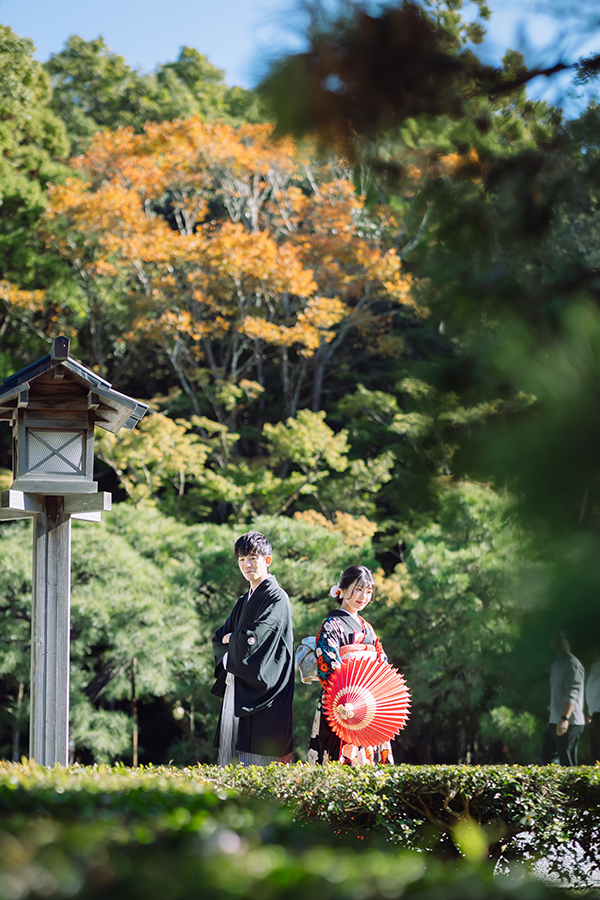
[{"left": 212, "top": 531, "right": 294, "bottom": 766}]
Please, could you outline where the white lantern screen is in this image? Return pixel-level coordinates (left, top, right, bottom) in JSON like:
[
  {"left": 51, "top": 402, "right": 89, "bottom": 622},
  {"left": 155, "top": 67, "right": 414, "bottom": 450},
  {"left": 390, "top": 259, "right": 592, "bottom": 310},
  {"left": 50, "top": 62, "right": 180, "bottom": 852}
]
[{"left": 27, "top": 429, "right": 85, "bottom": 475}]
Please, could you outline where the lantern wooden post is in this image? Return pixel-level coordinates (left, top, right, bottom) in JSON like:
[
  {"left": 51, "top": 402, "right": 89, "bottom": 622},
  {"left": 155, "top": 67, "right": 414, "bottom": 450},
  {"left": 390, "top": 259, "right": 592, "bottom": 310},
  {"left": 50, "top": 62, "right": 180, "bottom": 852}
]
[
  {"left": 30, "top": 497, "right": 71, "bottom": 765},
  {"left": 0, "top": 337, "right": 148, "bottom": 766}
]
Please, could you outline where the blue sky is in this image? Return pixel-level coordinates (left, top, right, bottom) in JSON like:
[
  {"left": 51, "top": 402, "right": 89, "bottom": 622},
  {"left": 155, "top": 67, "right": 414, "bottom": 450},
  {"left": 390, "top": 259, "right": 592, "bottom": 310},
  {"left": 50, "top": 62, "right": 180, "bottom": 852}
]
[
  {"left": 0, "top": 0, "right": 299, "bottom": 87},
  {"left": 0, "top": 0, "right": 599, "bottom": 111}
]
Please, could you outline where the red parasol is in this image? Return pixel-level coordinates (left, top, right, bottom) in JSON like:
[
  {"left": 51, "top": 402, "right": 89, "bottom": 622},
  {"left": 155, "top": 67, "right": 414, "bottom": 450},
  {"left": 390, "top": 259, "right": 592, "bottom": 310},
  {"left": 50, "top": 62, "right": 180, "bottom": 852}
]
[{"left": 322, "top": 656, "right": 411, "bottom": 747}]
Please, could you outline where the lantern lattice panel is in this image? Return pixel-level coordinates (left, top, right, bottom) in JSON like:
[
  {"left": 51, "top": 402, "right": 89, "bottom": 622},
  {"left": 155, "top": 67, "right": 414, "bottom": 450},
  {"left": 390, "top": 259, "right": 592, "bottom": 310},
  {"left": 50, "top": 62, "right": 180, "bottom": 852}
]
[{"left": 27, "top": 430, "right": 85, "bottom": 476}]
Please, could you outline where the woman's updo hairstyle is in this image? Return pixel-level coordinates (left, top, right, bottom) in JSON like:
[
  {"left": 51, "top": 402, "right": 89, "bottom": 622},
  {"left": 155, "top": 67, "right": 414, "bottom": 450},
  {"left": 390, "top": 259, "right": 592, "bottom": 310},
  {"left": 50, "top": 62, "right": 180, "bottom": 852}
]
[{"left": 329, "top": 565, "right": 375, "bottom": 602}]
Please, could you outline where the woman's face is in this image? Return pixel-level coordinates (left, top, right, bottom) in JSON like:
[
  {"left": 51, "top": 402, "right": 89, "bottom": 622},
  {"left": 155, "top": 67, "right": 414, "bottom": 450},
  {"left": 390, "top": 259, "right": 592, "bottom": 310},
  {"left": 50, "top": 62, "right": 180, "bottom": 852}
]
[{"left": 340, "top": 579, "right": 373, "bottom": 615}]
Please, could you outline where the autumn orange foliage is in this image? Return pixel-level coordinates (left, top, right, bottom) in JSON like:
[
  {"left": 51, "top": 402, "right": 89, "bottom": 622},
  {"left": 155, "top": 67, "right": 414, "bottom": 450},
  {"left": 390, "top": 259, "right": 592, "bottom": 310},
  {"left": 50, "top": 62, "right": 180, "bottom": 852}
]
[{"left": 41, "top": 118, "right": 418, "bottom": 418}]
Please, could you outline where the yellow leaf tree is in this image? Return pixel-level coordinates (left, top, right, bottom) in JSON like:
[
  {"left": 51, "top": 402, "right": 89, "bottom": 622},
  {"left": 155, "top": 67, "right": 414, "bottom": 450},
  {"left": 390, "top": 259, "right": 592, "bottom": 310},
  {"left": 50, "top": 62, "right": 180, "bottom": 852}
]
[{"left": 41, "top": 118, "right": 419, "bottom": 426}]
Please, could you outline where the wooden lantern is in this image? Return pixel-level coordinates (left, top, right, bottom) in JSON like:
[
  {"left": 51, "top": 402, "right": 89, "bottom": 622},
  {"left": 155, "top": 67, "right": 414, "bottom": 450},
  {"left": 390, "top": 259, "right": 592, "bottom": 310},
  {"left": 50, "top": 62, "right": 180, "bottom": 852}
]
[{"left": 0, "top": 337, "right": 148, "bottom": 765}]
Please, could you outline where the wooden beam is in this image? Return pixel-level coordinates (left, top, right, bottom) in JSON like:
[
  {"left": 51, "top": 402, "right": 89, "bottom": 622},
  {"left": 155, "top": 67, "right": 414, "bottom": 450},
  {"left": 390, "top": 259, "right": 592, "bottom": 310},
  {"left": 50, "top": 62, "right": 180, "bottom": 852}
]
[
  {"left": 10, "top": 477, "right": 98, "bottom": 494},
  {"left": 0, "top": 382, "right": 31, "bottom": 409},
  {"left": 0, "top": 490, "right": 111, "bottom": 519},
  {"left": 71, "top": 511, "right": 102, "bottom": 522},
  {"left": 63, "top": 492, "right": 111, "bottom": 515},
  {"left": 0, "top": 508, "right": 37, "bottom": 520},
  {"left": 25, "top": 398, "right": 92, "bottom": 411},
  {"left": 1, "top": 490, "right": 44, "bottom": 513}
]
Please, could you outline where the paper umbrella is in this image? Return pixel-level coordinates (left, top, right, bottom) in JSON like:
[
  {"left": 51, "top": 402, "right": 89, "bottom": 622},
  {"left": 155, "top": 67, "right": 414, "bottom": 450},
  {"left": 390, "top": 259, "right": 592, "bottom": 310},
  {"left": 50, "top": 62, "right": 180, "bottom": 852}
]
[{"left": 323, "top": 656, "right": 411, "bottom": 746}]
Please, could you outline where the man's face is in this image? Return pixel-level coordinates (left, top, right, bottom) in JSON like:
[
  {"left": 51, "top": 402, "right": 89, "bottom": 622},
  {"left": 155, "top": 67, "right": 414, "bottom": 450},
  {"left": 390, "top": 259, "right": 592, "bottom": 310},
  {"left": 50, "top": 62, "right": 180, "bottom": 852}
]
[
  {"left": 551, "top": 635, "right": 570, "bottom": 657},
  {"left": 237, "top": 553, "right": 271, "bottom": 585}
]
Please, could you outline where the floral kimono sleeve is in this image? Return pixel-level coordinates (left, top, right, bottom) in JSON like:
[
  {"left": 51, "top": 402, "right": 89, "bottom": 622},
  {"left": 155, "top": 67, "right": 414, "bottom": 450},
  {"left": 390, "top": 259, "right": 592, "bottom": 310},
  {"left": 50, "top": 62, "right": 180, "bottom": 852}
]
[
  {"left": 315, "top": 616, "right": 344, "bottom": 684},
  {"left": 362, "top": 618, "right": 387, "bottom": 663}
]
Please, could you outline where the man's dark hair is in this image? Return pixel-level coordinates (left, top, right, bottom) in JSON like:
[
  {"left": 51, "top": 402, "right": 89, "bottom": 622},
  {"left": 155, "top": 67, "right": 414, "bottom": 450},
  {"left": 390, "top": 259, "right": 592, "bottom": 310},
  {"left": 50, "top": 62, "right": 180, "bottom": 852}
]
[{"left": 234, "top": 531, "right": 272, "bottom": 559}]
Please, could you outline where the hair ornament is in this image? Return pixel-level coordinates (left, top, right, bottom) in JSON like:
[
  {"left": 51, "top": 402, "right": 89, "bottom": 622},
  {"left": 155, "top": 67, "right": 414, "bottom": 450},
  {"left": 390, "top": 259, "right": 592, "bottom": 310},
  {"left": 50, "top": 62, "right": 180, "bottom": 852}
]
[{"left": 330, "top": 584, "right": 343, "bottom": 599}]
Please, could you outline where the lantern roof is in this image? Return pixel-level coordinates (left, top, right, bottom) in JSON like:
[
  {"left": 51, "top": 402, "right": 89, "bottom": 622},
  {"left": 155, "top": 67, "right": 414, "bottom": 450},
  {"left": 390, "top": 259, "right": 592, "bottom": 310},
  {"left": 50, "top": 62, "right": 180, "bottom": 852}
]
[{"left": 0, "top": 336, "right": 148, "bottom": 433}]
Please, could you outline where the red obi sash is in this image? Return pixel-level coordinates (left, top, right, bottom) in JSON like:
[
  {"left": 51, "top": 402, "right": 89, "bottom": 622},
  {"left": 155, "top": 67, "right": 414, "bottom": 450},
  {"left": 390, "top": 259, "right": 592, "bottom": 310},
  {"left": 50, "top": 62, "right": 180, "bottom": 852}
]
[{"left": 339, "top": 643, "right": 379, "bottom": 661}]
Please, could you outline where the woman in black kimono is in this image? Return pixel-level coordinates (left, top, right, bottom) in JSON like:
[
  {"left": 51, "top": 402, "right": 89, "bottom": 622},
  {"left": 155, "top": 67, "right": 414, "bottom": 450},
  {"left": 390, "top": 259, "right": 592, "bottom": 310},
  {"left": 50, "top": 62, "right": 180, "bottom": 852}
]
[{"left": 308, "top": 565, "right": 394, "bottom": 765}]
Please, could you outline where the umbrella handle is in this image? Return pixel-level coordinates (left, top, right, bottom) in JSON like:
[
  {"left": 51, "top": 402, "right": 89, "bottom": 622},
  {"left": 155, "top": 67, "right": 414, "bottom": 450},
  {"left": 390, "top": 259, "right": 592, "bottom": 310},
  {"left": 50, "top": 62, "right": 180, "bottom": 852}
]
[{"left": 335, "top": 702, "right": 356, "bottom": 720}]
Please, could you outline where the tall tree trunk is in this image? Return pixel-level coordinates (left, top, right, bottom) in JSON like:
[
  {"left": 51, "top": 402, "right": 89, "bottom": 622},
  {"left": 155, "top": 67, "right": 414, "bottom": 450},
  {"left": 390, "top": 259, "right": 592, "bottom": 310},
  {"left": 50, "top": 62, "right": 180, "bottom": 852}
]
[
  {"left": 281, "top": 346, "right": 291, "bottom": 414},
  {"left": 131, "top": 657, "right": 138, "bottom": 767},
  {"left": 255, "top": 339, "right": 267, "bottom": 453},
  {"left": 11, "top": 681, "right": 24, "bottom": 762},
  {"left": 311, "top": 344, "right": 330, "bottom": 411},
  {"left": 188, "top": 699, "right": 195, "bottom": 739},
  {"left": 290, "top": 357, "right": 308, "bottom": 417},
  {"left": 169, "top": 343, "right": 202, "bottom": 416}
]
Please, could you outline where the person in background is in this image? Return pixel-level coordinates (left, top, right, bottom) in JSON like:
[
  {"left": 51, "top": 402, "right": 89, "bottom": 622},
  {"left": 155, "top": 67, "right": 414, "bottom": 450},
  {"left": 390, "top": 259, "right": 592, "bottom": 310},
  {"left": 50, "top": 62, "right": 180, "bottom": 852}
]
[
  {"left": 212, "top": 531, "right": 294, "bottom": 766},
  {"left": 585, "top": 646, "right": 600, "bottom": 763},
  {"left": 540, "top": 630, "right": 585, "bottom": 767}
]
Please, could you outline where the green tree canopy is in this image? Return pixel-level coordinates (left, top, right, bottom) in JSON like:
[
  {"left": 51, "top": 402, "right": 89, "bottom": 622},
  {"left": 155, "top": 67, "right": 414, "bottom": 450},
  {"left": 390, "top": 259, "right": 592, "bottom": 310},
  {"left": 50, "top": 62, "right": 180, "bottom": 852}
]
[
  {"left": 369, "top": 481, "right": 537, "bottom": 763},
  {"left": 45, "top": 37, "right": 265, "bottom": 151},
  {"left": 0, "top": 25, "right": 72, "bottom": 381},
  {"left": 257, "top": 0, "right": 600, "bottom": 654},
  {"left": 0, "top": 26, "right": 69, "bottom": 286}
]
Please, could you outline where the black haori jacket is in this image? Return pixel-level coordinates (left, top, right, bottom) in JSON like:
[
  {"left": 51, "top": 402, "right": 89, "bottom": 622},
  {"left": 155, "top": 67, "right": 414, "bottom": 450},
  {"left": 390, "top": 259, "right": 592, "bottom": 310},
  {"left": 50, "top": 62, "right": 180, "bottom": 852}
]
[{"left": 211, "top": 575, "right": 294, "bottom": 758}]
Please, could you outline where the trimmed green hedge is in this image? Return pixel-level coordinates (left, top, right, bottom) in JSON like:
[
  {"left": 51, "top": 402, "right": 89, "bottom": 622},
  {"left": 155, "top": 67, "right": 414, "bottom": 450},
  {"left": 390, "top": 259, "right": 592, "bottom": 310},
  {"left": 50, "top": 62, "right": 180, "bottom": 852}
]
[
  {"left": 0, "top": 763, "right": 597, "bottom": 897},
  {"left": 207, "top": 763, "right": 600, "bottom": 876}
]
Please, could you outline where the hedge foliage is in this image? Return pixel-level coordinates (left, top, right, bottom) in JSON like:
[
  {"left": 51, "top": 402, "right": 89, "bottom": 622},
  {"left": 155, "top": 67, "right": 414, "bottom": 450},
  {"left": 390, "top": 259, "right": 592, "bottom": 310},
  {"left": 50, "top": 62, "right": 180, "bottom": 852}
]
[
  {"left": 0, "top": 763, "right": 598, "bottom": 897},
  {"left": 208, "top": 762, "right": 600, "bottom": 882}
]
